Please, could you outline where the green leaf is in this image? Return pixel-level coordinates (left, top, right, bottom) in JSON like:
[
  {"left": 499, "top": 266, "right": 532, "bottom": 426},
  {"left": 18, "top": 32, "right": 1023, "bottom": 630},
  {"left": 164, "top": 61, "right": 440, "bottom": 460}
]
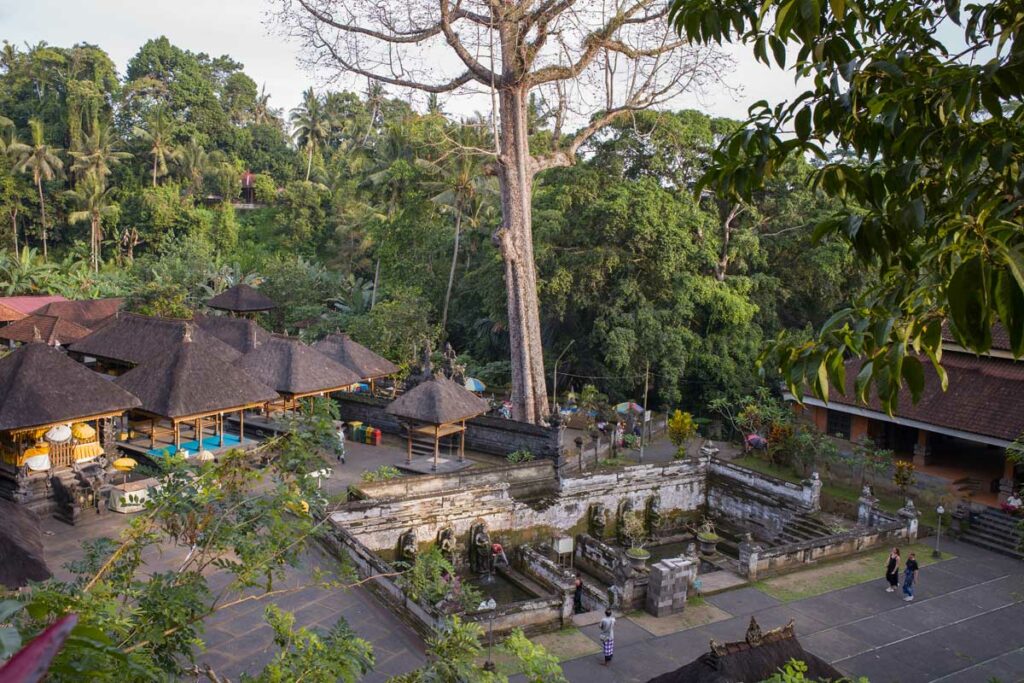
[
  {"left": 992, "top": 270, "right": 1024, "bottom": 356},
  {"left": 829, "top": 0, "right": 846, "bottom": 19},
  {"left": 795, "top": 106, "right": 811, "bottom": 140},
  {"left": 816, "top": 360, "right": 829, "bottom": 402},
  {"left": 947, "top": 256, "right": 991, "bottom": 352},
  {"left": 855, "top": 360, "right": 873, "bottom": 403},
  {"left": 901, "top": 356, "right": 925, "bottom": 403}
]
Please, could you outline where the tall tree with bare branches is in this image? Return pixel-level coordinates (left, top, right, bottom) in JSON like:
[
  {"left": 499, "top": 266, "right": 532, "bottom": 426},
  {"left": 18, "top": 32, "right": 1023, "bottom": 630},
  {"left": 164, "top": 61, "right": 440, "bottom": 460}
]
[{"left": 273, "top": 0, "right": 728, "bottom": 422}]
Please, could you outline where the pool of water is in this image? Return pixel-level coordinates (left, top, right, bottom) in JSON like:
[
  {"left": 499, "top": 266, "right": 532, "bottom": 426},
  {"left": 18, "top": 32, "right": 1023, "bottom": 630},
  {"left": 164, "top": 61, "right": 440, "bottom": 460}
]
[
  {"left": 646, "top": 541, "right": 692, "bottom": 563},
  {"left": 465, "top": 572, "right": 534, "bottom": 604}
]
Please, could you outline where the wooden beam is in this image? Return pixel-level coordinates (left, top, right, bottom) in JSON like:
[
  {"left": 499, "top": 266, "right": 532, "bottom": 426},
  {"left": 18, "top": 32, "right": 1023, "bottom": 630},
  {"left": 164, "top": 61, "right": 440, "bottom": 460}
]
[
  {"left": 459, "top": 420, "right": 466, "bottom": 462},
  {"left": 239, "top": 410, "right": 245, "bottom": 442}
]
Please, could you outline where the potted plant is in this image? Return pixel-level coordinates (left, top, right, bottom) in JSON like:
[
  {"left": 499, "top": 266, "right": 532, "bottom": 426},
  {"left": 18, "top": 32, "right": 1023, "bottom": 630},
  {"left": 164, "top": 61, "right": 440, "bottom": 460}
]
[
  {"left": 622, "top": 511, "right": 651, "bottom": 569},
  {"left": 696, "top": 518, "right": 720, "bottom": 556}
]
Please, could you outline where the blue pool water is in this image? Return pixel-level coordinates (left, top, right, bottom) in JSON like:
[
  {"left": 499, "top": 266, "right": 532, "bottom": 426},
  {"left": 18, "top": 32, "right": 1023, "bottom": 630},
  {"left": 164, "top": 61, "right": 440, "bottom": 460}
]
[{"left": 147, "top": 433, "right": 242, "bottom": 457}]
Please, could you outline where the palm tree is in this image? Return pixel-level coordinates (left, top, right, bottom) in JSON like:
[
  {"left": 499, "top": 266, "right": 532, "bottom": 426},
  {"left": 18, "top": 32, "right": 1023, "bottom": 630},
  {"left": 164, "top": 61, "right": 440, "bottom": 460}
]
[
  {"left": 9, "top": 119, "right": 63, "bottom": 260},
  {"left": 290, "top": 88, "right": 331, "bottom": 181},
  {"left": 133, "top": 109, "right": 179, "bottom": 187},
  {"left": 66, "top": 173, "right": 116, "bottom": 272},
  {"left": 177, "top": 138, "right": 230, "bottom": 196},
  {"left": 418, "top": 138, "right": 497, "bottom": 336},
  {"left": 0, "top": 246, "right": 57, "bottom": 294},
  {"left": 69, "top": 119, "right": 131, "bottom": 180},
  {"left": 253, "top": 84, "right": 276, "bottom": 126}
]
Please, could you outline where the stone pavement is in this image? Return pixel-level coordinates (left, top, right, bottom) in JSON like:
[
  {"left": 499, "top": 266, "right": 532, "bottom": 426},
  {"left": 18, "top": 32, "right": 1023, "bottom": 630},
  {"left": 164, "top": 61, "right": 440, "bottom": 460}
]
[
  {"left": 39, "top": 510, "right": 425, "bottom": 682},
  {"left": 549, "top": 538, "right": 1024, "bottom": 683}
]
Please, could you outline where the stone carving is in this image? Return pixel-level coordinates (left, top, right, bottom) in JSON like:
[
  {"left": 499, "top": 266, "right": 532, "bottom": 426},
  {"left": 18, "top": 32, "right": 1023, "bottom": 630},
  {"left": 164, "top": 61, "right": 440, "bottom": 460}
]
[
  {"left": 615, "top": 499, "right": 633, "bottom": 547},
  {"left": 441, "top": 343, "right": 466, "bottom": 385},
  {"left": 398, "top": 529, "right": 418, "bottom": 565},
  {"left": 745, "top": 616, "right": 764, "bottom": 645},
  {"left": 589, "top": 503, "right": 607, "bottom": 539},
  {"left": 699, "top": 440, "right": 720, "bottom": 457},
  {"left": 861, "top": 484, "right": 873, "bottom": 498},
  {"left": 469, "top": 522, "right": 493, "bottom": 574},
  {"left": 644, "top": 495, "right": 662, "bottom": 537},
  {"left": 404, "top": 341, "right": 434, "bottom": 390},
  {"left": 437, "top": 527, "right": 456, "bottom": 561}
]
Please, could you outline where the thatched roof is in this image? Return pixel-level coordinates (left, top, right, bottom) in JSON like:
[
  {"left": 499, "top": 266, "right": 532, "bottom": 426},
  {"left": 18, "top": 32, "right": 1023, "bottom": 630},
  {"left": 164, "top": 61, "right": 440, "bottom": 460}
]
[
  {"left": 33, "top": 298, "right": 123, "bottom": 330},
  {"left": 0, "top": 314, "right": 93, "bottom": 346},
  {"left": 386, "top": 375, "right": 489, "bottom": 425},
  {"left": 0, "top": 498, "right": 51, "bottom": 589},
  {"left": 0, "top": 295, "right": 67, "bottom": 322},
  {"left": 235, "top": 334, "right": 362, "bottom": 397},
  {"left": 312, "top": 333, "right": 398, "bottom": 380},
  {"left": 113, "top": 327, "right": 278, "bottom": 419},
  {"left": 647, "top": 619, "right": 843, "bottom": 683},
  {"left": 0, "top": 343, "right": 141, "bottom": 432},
  {"left": 206, "top": 284, "right": 276, "bottom": 312},
  {"left": 193, "top": 313, "right": 271, "bottom": 353},
  {"left": 69, "top": 312, "right": 241, "bottom": 366}
]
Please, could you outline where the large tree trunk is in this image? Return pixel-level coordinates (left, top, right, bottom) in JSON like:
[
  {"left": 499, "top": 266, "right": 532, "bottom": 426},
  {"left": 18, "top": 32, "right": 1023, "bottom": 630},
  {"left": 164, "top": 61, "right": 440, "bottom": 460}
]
[
  {"left": 305, "top": 144, "right": 313, "bottom": 181},
  {"left": 440, "top": 204, "right": 462, "bottom": 338},
  {"left": 10, "top": 208, "right": 17, "bottom": 254},
  {"left": 36, "top": 177, "right": 47, "bottom": 261},
  {"left": 152, "top": 156, "right": 158, "bottom": 188},
  {"left": 92, "top": 214, "right": 100, "bottom": 272},
  {"left": 496, "top": 86, "right": 549, "bottom": 423}
]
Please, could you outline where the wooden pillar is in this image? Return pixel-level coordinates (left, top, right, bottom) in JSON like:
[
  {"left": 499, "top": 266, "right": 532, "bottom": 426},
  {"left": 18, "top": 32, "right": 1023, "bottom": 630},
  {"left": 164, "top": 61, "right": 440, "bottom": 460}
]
[
  {"left": 150, "top": 418, "right": 155, "bottom": 448},
  {"left": 196, "top": 416, "right": 203, "bottom": 449},
  {"left": 218, "top": 413, "right": 224, "bottom": 447},
  {"left": 239, "top": 410, "right": 245, "bottom": 442},
  {"left": 433, "top": 425, "right": 439, "bottom": 472},
  {"left": 174, "top": 421, "right": 180, "bottom": 449},
  {"left": 459, "top": 421, "right": 466, "bottom": 462},
  {"left": 406, "top": 426, "right": 413, "bottom": 464}
]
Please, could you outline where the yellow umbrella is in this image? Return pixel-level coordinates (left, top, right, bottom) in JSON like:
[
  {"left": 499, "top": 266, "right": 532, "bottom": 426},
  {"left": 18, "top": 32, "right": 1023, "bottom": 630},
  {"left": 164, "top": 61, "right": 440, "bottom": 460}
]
[{"left": 112, "top": 457, "right": 138, "bottom": 485}]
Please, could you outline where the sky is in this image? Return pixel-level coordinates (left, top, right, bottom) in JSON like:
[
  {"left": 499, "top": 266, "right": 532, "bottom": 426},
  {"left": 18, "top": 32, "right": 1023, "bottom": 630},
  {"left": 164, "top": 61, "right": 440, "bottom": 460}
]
[{"left": 2, "top": 0, "right": 803, "bottom": 122}]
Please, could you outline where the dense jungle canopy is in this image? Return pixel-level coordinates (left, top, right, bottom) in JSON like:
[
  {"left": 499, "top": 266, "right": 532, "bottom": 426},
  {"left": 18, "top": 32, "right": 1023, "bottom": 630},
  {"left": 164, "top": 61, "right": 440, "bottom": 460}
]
[{"left": 0, "top": 37, "right": 862, "bottom": 412}]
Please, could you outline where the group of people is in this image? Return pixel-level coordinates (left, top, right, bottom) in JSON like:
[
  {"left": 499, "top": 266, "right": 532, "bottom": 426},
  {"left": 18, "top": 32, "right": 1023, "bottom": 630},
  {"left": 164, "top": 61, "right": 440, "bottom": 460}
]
[{"left": 884, "top": 547, "right": 921, "bottom": 601}]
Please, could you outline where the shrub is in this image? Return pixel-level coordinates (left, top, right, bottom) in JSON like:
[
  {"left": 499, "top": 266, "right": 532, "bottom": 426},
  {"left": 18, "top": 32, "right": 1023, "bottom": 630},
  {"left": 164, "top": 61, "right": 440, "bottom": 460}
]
[
  {"left": 361, "top": 465, "right": 401, "bottom": 483},
  {"left": 668, "top": 409, "right": 697, "bottom": 457},
  {"left": 252, "top": 173, "right": 278, "bottom": 204},
  {"left": 893, "top": 460, "right": 917, "bottom": 497},
  {"left": 506, "top": 449, "right": 535, "bottom": 463}
]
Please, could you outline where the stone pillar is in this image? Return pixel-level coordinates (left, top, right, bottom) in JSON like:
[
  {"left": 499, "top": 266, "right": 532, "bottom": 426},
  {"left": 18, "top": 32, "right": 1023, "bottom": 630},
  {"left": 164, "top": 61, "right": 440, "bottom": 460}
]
[
  {"left": 898, "top": 499, "right": 919, "bottom": 541},
  {"left": 912, "top": 429, "right": 933, "bottom": 467},
  {"left": 806, "top": 472, "right": 822, "bottom": 511},
  {"left": 738, "top": 541, "right": 763, "bottom": 580},
  {"left": 857, "top": 487, "right": 878, "bottom": 527}
]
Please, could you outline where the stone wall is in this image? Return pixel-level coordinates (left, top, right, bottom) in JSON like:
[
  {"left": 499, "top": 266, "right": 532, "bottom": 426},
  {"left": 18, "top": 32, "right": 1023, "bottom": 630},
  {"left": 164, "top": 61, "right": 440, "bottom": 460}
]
[
  {"left": 707, "top": 458, "right": 821, "bottom": 539},
  {"left": 351, "top": 460, "right": 556, "bottom": 501},
  {"left": 737, "top": 504, "right": 918, "bottom": 580},
  {"left": 333, "top": 394, "right": 564, "bottom": 459}
]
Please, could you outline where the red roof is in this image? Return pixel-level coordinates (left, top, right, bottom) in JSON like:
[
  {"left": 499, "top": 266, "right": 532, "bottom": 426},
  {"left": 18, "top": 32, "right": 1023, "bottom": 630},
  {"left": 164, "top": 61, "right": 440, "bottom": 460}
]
[
  {"left": 0, "top": 296, "right": 67, "bottom": 322},
  {"left": 828, "top": 353, "right": 1024, "bottom": 442},
  {"left": 942, "top": 321, "right": 1013, "bottom": 353}
]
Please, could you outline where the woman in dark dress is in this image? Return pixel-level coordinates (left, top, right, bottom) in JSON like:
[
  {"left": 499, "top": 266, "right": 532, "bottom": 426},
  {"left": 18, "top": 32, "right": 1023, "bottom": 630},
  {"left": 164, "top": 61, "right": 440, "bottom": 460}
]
[
  {"left": 885, "top": 547, "right": 900, "bottom": 592},
  {"left": 573, "top": 573, "right": 585, "bottom": 613}
]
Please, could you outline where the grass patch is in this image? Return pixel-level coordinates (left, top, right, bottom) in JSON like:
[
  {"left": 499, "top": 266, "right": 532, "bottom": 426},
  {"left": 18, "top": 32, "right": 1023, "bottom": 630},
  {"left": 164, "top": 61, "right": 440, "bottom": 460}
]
[
  {"left": 472, "top": 627, "right": 599, "bottom": 675},
  {"left": 731, "top": 456, "right": 802, "bottom": 483},
  {"left": 754, "top": 542, "right": 952, "bottom": 603}
]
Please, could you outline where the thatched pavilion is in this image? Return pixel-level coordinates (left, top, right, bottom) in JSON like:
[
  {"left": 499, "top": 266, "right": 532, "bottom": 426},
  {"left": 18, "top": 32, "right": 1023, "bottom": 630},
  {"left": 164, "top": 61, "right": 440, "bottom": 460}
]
[
  {"left": 193, "top": 313, "right": 271, "bottom": 353},
  {"left": 235, "top": 334, "right": 362, "bottom": 412},
  {"left": 0, "top": 314, "right": 92, "bottom": 348},
  {"left": 312, "top": 333, "right": 398, "bottom": 392},
  {"left": 646, "top": 618, "right": 843, "bottom": 683},
  {"left": 385, "top": 375, "right": 489, "bottom": 471},
  {"left": 0, "top": 343, "right": 140, "bottom": 505},
  {"left": 113, "top": 326, "right": 277, "bottom": 456},
  {"left": 69, "top": 313, "right": 241, "bottom": 374},
  {"left": 206, "top": 284, "right": 276, "bottom": 315}
]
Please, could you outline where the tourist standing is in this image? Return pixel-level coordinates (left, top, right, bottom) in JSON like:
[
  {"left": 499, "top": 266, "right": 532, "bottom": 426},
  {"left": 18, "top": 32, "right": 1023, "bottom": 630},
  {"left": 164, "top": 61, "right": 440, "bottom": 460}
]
[
  {"left": 599, "top": 609, "right": 615, "bottom": 666},
  {"left": 336, "top": 423, "right": 346, "bottom": 464},
  {"left": 903, "top": 552, "right": 919, "bottom": 601},
  {"left": 885, "top": 547, "right": 900, "bottom": 592},
  {"left": 573, "top": 574, "right": 585, "bottom": 614}
]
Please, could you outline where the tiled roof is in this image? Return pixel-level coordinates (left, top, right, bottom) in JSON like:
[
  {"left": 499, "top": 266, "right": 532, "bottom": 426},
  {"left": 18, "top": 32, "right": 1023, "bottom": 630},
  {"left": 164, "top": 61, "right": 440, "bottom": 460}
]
[
  {"left": 828, "top": 353, "right": 1024, "bottom": 441},
  {"left": 0, "top": 296, "right": 67, "bottom": 322},
  {"left": 0, "top": 314, "right": 93, "bottom": 346}
]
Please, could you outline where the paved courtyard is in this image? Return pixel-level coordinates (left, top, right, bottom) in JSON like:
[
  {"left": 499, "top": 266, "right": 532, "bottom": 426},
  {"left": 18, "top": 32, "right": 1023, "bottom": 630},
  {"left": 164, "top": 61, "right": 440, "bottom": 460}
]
[{"left": 550, "top": 538, "right": 1024, "bottom": 683}]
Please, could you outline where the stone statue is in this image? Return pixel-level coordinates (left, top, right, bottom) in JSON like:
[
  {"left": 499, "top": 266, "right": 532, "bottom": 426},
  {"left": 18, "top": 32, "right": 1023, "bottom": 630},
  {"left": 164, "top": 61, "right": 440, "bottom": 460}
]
[
  {"left": 615, "top": 499, "right": 633, "bottom": 547},
  {"left": 441, "top": 343, "right": 467, "bottom": 385},
  {"left": 437, "top": 527, "right": 456, "bottom": 561},
  {"left": 589, "top": 503, "right": 607, "bottom": 539},
  {"left": 685, "top": 542, "right": 697, "bottom": 558},
  {"left": 404, "top": 341, "right": 434, "bottom": 390},
  {"left": 398, "top": 529, "right": 418, "bottom": 565},
  {"left": 861, "top": 484, "right": 874, "bottom": 498},
  {"left": 645, "top": 495, "right": 663, "bottom": 537},
  {"left": 744, "top": 616, "right": 764, "bottom": 646},
  {"left": 469, "top": 522, "right": 493, "bottom": 574}
]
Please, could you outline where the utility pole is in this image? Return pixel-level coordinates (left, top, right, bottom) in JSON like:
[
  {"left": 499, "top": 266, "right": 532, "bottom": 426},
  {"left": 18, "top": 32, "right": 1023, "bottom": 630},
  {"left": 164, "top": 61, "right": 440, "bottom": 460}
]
[{"left": 639, "top": 361, "right": 650, "bottom": 462}]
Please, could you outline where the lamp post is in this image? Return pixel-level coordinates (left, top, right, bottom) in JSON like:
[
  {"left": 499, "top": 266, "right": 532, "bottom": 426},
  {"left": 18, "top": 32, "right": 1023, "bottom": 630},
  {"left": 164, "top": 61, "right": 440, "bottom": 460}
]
[
  {"left": 933, "top": 504, "right": 945, "bottom": 558},
  {"left": 479, "top": 597, "right": 497, "bottom": 672},
  {"left": 551, "top": 339, "right": 576, "bottom": 413}
]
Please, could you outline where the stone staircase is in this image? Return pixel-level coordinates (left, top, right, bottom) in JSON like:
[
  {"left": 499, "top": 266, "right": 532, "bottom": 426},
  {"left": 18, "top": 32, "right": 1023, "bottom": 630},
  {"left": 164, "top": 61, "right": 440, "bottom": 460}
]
[
  {"left": 776, "top": 514, "right": 837, "bottom": 545},
  {"left": 961, "top": 508, "right": 1024, "bottom": 560}
]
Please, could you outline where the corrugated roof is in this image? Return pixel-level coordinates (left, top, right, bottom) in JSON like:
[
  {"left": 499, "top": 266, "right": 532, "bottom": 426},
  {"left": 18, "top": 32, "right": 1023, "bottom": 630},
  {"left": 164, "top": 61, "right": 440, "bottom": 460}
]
[
  {"left": 69, "top": 312, "right": 241, "bottom": 366},
  {"left": 386, "top": 375, "right": 489, "bottom": 425},
  {"left": 0, "top": 314, "right": 93, "bottom": 346},
  {"left": 0, "top": 343, "right": 140, "bottom": 431},
  {"left": 312, "top": 333, "right": 398, "bottom": 380},
  {"left": 828, "top": 353, "right": 1024, "bottom": 441},
  {"left": 206, "top": 284, "right": 276, "bottom": 312},
  {"left": 113, "top": 328, "right": 278, "bottom": 419},
  {"left": 235, "top": 334, "right": 362, "bottom": 397}
]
